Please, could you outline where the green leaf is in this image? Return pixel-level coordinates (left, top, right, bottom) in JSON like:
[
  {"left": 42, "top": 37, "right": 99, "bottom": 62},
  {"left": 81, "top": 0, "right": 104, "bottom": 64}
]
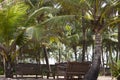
[{"left": 65, "top": 25, "right": 71, "bottom": 31}]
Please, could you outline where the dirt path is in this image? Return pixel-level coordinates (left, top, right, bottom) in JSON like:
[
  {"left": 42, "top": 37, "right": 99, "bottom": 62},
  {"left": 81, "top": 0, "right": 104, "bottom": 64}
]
[{"left": 0, "top": 76, "right": 117, "bottom": 80}]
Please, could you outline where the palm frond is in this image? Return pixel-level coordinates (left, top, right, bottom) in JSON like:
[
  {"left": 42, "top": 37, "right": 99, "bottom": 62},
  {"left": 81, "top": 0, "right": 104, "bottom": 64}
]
[
  {"left": 26, "top": 0, "right": 35, "bottom": 8},
  {"left": 55, "top": 0, "right": 83, "bottom": 14},
  {"left": 25, "top": 7, "right": 59, "bottom": 25},
  {"left": 56, "top": 0, "right": 81, "bottom": 7},
  {"left": 0, "top": 1, "right": 29, "bottom": 42},
  {"left": 41, "top": 15, "right": 77, "bottom": 26},
  {"left": 100, "top": 0, "right": 120, "bottom": 23},
  {"left": 15, "top": 30, "right": 28, "bottom": 46},
  {"left": 108, "top": 18, "right": 120, "bottom": 25}
]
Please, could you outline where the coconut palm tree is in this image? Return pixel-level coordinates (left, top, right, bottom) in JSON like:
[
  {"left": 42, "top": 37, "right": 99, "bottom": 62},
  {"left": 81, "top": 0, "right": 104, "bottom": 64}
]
[
  {"left": 24, "top": 0, "right": 120, "bottom": 79},
  {"left": 81, "top": 0, "right": 120, "bottom": 80},
  {"left": 0, "top": 0, "right": 29, "bottom": 78},
  {"left": 38, "top": 0, "right": 120, "bottom": 79},
  {"left": 24, "top": 0, "right": 60, "bottom": 74}
]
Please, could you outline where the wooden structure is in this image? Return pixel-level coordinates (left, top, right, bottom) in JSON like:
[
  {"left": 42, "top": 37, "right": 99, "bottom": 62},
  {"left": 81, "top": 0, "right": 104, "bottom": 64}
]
[
  {"left": 41, "top": 64, "right": 55, "bottom": 79},
  {"left": 65, "top": 61, "right": 91, "bottom": 80},
  {"left": 55, "top": 62, "right": 67, "bottom": 79},
  {"left": 55, "top": 61, "right": 91, "bottom": 80},
  {"left": 15, "top": 63, "right": 42, "bottom": 78},
  {"left": 14, "top": 43, "right": 43, "bottom": 78}
]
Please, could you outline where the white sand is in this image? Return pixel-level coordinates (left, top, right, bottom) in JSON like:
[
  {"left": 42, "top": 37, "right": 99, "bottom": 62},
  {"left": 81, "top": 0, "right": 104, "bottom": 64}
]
[{"left": 0, "top": 75, "right": 117, "bottom": 80}]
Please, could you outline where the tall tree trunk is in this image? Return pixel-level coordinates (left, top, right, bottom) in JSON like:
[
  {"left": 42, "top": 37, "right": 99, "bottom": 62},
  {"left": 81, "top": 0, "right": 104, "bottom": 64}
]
[
  {"left": 82, "top": 32, "right": 86, "bottom": 61},
  {"left": 0, "top": 43, "right": 15, "bottom": 78},
  {"left": 5, "top": 55, "right": 13, "bottom": 78},
  {"left": 118, "top": 10, "right": 120, "bottom": 60},
  {"left": 82, "top": 10, "right": 86, "bottom": 62},
  {"left": 43, "top": 46, "right": 51, "bottom": 72},
  {"left": 101, "top": 44, "right": 104, "bottom": 66},
  {"left": 86, "top": 48, "right": 89, "bottom": 61},
  {"left": 106, "top": 51, "right": 109, "bottom": 68},
  {"left": 58, "top": 48, "right": 61, "bottom": 63},
  {"left": 92, "top": 42, "right": 95, "bottom": 62},
  {"left": 116, "top": 49, "right": 118, "bottom": 62},
  {"left": 84, "top": 33, "right": 102, "bottom": 80},
  {"left": 101, "top": 46, "right": 105, "bottom": 75},
  {"left": 73, "top": 47, "right": 77, "bottom": 61},
  {"left": 108, "top": 43, "right": 114, "bottom": 64}
]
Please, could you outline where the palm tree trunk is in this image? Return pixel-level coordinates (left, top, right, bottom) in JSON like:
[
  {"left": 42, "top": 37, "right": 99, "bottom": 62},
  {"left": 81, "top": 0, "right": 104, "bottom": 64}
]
[
  {"left": 82, "top": 37, "right": 86, "bottom": 61},
  {"left": 73, "top": 46, "right": 77, "bottom": 61},
  {"left": 101, "top": 46, "right": 105, "bottom": 75},
  {"left": 58, "top": 48, "right": 61, "bottom": 63},
  {"left": 5, "top": 55, "right": 13, "bottom": 78},
  {"left": 0, "top": 44, "right": 14, "bottom": 78},
  {"left": 82, "top": 10, "right": 86, "bottom": 62},
  {"left": 118, "top": 10, "right": 120, "bottom": 60},
  {"left": 84, "top": 33, "right": 102, "bottom": 80},
  {"left": 92, "top": 42, "right": 95, "bottom": 62},
  {"left": 116, "top": 49, "right": 118, "bottom": 62},
  {"left": 108, "top": 43, "right": 114, "bottom": 64},
  {"left": 43, "top": 46, "right": 51, "bottom": 72},
  {"left": 106, "top": 51, "right": 109, "bottom": 67}
]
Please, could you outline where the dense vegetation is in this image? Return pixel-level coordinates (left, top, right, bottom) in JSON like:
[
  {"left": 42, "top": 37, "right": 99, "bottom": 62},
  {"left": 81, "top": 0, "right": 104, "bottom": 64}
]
[{"left": 0, "top": 0, "right": 120, "bottom": 80}]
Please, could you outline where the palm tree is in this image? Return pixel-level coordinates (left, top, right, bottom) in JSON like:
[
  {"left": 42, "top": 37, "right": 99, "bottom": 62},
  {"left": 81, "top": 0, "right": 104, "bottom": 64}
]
[
  {"left": 40, "top": 0, "right": 120, "bottom": 79},
  {"left": 0, "top": 0, "right": 28, "bottom": 78},
  {"left": 25, "top": 0, "right": 120, "bottom": 79},
  {"left": 24, "top": 0, "right": 59, "bottom": 74},
  {"left": 82, "top": 0, "right": 120, "bottom": 80}
]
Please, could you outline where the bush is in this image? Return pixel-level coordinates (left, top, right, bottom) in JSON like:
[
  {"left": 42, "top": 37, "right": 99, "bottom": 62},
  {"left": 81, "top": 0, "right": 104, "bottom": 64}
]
[
  {"left": 109, "top": 60, "right": 120, "bottom": 78},
  {"left": 0, "top": 67, "right": 4, "bottom": 75}
]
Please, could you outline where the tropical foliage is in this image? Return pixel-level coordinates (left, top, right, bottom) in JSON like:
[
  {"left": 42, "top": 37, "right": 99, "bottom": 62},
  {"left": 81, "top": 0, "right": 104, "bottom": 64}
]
[
  {"left": 0, "top": 0, "right": 119, "bottom": 79},
  {"left": 0, "top": 0, "right": 29, "bottom": 77},
  {"left": 110, "top": 60, "right": 120, "bottom": 78}
]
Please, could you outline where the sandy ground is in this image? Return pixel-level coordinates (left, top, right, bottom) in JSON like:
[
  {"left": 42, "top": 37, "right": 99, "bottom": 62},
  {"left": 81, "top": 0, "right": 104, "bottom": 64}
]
[
  {"left": 98, "top": 76, "right": 116, "bottom": 80},
  {"left": 0, "top": 75, "right": 117, "bottom": 80}
]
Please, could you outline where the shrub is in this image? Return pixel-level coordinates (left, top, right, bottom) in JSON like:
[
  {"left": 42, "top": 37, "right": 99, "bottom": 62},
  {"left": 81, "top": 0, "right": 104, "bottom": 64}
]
[
  {"left": 110, "top": 60, "right": 120, "bottom": 78},
  {"left": 0, "top": 67, "right": 4, "bottom": 75}
]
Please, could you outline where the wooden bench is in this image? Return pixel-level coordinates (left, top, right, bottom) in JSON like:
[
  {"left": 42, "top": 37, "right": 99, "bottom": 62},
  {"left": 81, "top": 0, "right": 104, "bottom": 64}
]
[
  {"left": 55, "top": 61, "right": 91, "bottom": 80},
  {"left": 41, "top": 64, "right": 55, "bottom": 79},
  {"left": 65, "top": 61, "right": 91, "bottom": 80},
  {"left": 15, "top": 63, "right": 42, "bottom": 78},
  {"left": 55, "top": 62, "right": 67, "bottom": 79}
]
